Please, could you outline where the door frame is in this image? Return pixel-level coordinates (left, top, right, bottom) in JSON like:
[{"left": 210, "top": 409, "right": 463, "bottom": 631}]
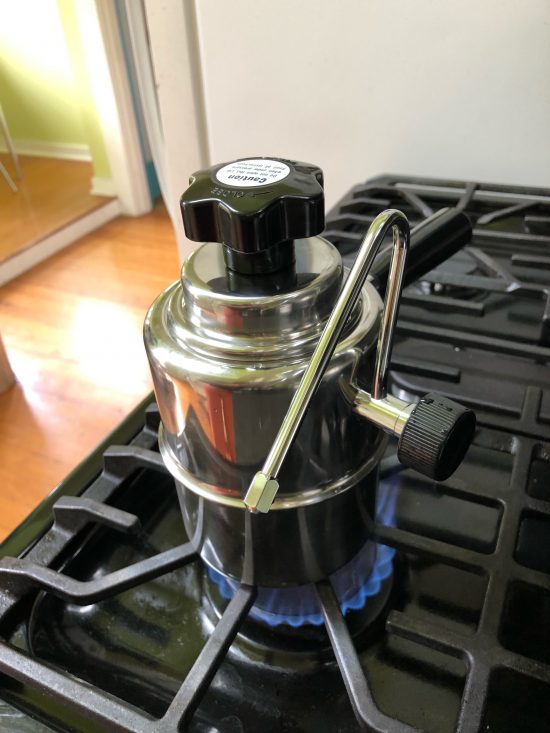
[
  {"left": 75, "top": 0, "right": 152, "bottom": 216},
  {"left": 141, "top": 0, "right": 209, "bottom": 257}
]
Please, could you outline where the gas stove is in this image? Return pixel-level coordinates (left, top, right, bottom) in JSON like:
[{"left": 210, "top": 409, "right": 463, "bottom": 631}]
[{"left": 1, "top": 175, "right": 549, "bottom": 732}]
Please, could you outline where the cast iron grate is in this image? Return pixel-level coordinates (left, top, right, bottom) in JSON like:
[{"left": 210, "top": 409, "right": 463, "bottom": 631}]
[
  {"left": 0, "top": 401, "right": 548, "bottom": 732},
  {"left": 1, "top": 175, "right": 550, "bottom": 731},
  {"left": 325, "top": 175, "right": 550, "bottom": 441}
]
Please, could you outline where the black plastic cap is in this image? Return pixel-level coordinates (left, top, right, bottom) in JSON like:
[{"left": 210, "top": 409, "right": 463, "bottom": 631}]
[
  {"left": 180, "top": 157, "right": 324, "bottom": 274},
  {"left": 397, "top": 393, "right": 476, "bottom": 481}
]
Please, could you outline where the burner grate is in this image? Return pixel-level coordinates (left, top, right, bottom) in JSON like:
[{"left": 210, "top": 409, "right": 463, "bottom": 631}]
[
  {"left": 377, "top": 433, "right": 550, "bottom": 732},
  {"left": 325, "top": 176, "right": 550, "bottom": 445},
  {"left": 0, "top": 403, "right": 255, "bottom": 733},
  {"left": 0, "top": 402, "right": 548, "bottom": 732},
  {"left": 2, "top": 174, "right": 550, "bottom": 731}
]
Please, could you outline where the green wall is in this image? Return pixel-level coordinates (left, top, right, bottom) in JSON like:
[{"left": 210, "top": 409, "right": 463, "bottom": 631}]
[
  {"left": 57, "top": 0, "right": 111, "bottom": 179},
  {"left": 0, "top": 0, "right": 111, "bottom": 179}
]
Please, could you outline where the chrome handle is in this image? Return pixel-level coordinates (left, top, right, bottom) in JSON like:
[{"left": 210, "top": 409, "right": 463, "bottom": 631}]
[
  {"left": 372, "top": 214, "right": 408, "bottom": 400},
  {"left": 244, "top": 209, "right": 411, "bottom": 514}
]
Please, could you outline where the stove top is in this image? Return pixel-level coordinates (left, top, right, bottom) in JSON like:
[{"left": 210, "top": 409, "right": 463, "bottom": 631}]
[
  {"left": 1, "top": 175, "right": 549, "bottom": 732},
  {"left": 328, "top": 175, "right": 550, "bottom": 439}
]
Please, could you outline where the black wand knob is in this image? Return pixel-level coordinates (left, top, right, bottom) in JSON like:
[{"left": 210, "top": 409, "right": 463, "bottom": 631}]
[
  {"left": 397, "top": 393, "right": 476, "bottom": 481},
  {"left": 180, "top": 157, "right": 325, "bottom": 275}
]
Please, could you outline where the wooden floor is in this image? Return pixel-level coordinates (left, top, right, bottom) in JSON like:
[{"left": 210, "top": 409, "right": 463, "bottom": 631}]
[
  {"left": 0, "top": 154, "right": 112, "bottom": 262},
  {"left": 0, "top": 202, "right": 180, "bottom": 540}
]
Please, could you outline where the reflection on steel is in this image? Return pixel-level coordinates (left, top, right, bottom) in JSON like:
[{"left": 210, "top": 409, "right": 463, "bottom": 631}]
[
  {"left": 147, "top": 230, "right": 387, "bottom": 586},
  {"left": 208, "top": 478, "right": 398, "bottom": 627}
]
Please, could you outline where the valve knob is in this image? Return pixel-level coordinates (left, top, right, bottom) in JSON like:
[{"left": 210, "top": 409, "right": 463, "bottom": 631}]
[
  {"left": 180, "top": 157, "right": 324, "bottom": 275},
  {"left": 397, "top": 393, "right": 476, "bottom": 481}
]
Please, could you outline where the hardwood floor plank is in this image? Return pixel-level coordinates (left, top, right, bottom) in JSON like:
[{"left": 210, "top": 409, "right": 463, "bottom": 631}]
[
  {"left": 0, "top": 203, "right": 180, "bottom": 539},
  {"left": 0, "top": 154, "right": 113, "bottom": 261}
]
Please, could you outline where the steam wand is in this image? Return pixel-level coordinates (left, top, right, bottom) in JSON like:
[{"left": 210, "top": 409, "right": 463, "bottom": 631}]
[{"left": 244, "top": 209, "right": 410, "bottom": 514}]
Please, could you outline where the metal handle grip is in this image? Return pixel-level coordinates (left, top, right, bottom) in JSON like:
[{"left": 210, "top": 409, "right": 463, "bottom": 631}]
[{"left": 244, "top": 209, "right": 410, "bottom": 513}]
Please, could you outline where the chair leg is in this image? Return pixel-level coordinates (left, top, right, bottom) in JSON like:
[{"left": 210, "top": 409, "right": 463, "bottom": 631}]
[
  {"left": 0, "top": 104, "right": 22, "bottom": 180},
  {"left": 0, "top": 159, "right": 17, "bottom": 192}
]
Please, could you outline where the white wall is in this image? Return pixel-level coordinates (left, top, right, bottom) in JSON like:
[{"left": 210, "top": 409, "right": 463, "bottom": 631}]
[{"left": 194, "top": 0, "right": 550, "bottom": 211}]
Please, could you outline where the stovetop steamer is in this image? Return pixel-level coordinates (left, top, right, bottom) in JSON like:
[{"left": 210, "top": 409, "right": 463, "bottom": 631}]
[{"left": 144, "top": 157, "right": 475, "bottom": 587}]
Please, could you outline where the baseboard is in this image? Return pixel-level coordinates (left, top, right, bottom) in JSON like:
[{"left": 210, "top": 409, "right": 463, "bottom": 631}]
[
  {"left": 0, "top": 200, "right": 121, "bottom": 287},
  {"left": 0, "top": 140, "right": 91, "bottom": 162},
  {"left": 90, "top": 176, "right": 116, "bottom": 197}
]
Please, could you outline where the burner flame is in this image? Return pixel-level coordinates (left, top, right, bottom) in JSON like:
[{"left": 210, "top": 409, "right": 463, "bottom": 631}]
[{"left": 208, "top": 482, "right": 398, "bottom": 628}]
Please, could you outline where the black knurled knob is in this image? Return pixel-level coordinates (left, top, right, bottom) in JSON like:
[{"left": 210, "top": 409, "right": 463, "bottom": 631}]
[
  {"left": 397, "top": 393, "right": 476, "bottom": 481},
  {"left": 180, "top": 157, "right": 324, "bottom": 275}
]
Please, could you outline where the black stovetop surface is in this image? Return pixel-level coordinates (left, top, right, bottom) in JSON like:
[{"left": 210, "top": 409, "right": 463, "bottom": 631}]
[{"left": 1, "top": 175, "right": 549, "bottom": 733}]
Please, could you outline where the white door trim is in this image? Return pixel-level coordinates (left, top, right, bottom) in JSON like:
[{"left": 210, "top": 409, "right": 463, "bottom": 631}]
[
  {"left": 75, "top": 0, "right": 151, "bottom": 216},
  {"left": 143, "top": 0, "right": 209, "bottom": 258}
]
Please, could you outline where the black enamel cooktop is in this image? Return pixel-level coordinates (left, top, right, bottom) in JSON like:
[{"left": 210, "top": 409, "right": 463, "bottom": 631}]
[{"left": 0, "top": 175, "right": 549, "bottom": 732}]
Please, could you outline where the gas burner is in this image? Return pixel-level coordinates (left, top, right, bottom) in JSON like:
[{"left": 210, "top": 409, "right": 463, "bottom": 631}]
[
  {"left": 203, "top": 561, "right": 394, "bottom": 657},
  {"left": 206, "top": 481, "right": 398, "bottom": 630},
  {"left": 205, "top": 541, "right": 394, "bottom": 628}
]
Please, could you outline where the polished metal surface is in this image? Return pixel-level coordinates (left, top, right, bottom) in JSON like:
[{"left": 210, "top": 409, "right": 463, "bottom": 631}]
[
  {"left": 159, "top": 422, "right": 386, "bottom": 511},
  {"left": 153, "top": 332, "right": 382, "bottom": 505},
  {"left": 371, "top": 219, "right": 408, "bottom": 400},
  {"left": 144, "top": 233, "right": 386, "bottom": 586},
  {"left": 174, "top": 460, "right": 383, "bottom": 586},
  {"left": 179, "top": 237, "right": 344, "bottom": 354},
  {"left": 352, "top": 391, "right": 414, "bottom": 436},
  {"left": 245, "top": 209, "right": 410, "bottom": 513},
  {"left": 144, "top": 235, "right": 382, "bottom": 504}
]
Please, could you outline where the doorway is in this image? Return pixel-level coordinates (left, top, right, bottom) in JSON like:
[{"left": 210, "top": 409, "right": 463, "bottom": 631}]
[
  {"left": 0, "top": 0, "right": 116, "bottom": 262},
  {"left": 0, "top": 0, "right": 153, "bottom": 285}
]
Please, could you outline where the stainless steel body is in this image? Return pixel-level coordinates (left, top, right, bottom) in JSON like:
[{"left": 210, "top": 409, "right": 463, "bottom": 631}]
[
  {"left": 174, "top": 461, "right": 382, "bottom": 586},
  {"left": 146, "top": 155, "right": 475, "bottom": 586},
  {"left": 144, "top": 236, "right": 386, "bottom": 585}
]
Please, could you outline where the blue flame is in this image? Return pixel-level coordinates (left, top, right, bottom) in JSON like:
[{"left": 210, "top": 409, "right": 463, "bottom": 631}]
[{"left": 209, "top": 482, "right": 398, "bottom": 627}]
